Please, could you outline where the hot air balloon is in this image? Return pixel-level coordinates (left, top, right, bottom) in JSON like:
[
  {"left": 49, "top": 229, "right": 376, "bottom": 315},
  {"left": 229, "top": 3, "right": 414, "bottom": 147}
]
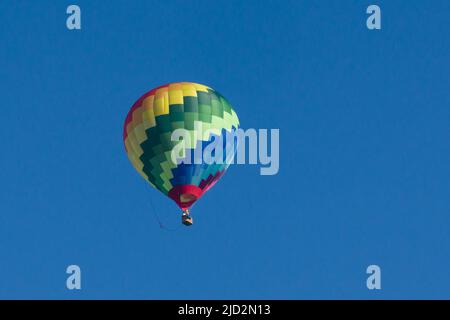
[{"left": 123, "top": 82, "right": 240, "bottom": 226}]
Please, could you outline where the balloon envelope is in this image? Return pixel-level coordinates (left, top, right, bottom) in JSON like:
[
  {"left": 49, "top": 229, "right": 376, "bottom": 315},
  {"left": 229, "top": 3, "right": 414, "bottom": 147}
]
[{"left": 123, "top": 82, "right": 240, "bottom": 210}]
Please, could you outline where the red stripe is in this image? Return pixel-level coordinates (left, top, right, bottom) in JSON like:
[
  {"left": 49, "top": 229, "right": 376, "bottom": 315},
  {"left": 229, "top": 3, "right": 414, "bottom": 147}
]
[{"left": 168, "top": 185, "right": 204, "bottom": 210}]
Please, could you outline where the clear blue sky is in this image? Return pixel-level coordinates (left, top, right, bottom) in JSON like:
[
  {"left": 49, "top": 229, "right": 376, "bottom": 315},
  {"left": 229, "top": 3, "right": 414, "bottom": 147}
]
[{"left": 0, "top": 0, "right": 449, "bottom": 299}]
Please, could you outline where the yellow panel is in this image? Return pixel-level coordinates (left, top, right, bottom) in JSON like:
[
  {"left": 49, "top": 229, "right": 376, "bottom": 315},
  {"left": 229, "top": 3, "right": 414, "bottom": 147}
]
[
  {"left": 164, "top": 90, "right": 169, "bottom": 114},
  {"left": 142, "top": 95, "right": 154, "bottom": 110},
  {"left": 153, "top": 88, "right": 169, "bottom": 116},
  {"left": 126, "top": 130, "right": 143, "bottom": 158},
  {"left": 155, "top": 87, "right": 168, "bottom": 100},
  {"left": 142, "top": 108, "right": 155, "bottom": 123},
  {"left": 182, "top": 83, "right": 197, "bottom": 97},
  {"left": 142, "top": 107, "right": 156, "bottom": 127},
  {"left": 124, "top": 137, "right": 133, "bottom": 154},
  {"left": 125, "top": 120, "right": 133, "bottom": 138},
  {"left": 142, "top": 117, "right": 156, "bottom": 130},
  {"left": 168, "top": 83, "right": 183, "bottom": 91},
  {"left": 131, "top": 105, "right": 145, "bottom": 128},
  {"left": 125, "top": 137, "right": 140, "bottom": 164},
  {"left": 192, "top": 83, "right": 210, "bottom": 92},
  {"left": 129, "top": 106, "right": 148, "bottom": 146},
  {"left": 128, "top": 152, "right": 144, "bottom": 174},
  {"left": 154, "top": 98, "right": 167, "bottom": 116},
  {"left": 133, "top": 123, "right": 147, "bottom": 144},
  {"left": 168, "top": 89, "right": 184, "bottom": 105}
]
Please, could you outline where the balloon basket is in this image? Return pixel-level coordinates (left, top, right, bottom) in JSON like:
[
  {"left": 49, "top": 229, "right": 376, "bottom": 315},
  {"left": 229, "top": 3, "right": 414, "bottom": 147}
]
[{"left": 182, "top": 213, "right": 193, "bottom": 226}]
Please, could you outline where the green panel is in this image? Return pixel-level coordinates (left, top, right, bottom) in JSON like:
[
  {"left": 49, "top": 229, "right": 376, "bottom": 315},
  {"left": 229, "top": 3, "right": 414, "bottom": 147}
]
[
  {"left": 169, "top": 112, "right": 184, "bottom": 122},
  {"left": 155, "top": 114, "right": 172, "bottom": 133},
  {"left": 184, "top": 112, "right": 199, "bottom": 130},
  {"left": 211, "top": 99, "right": 223, "bottom": 117},
  {"left": 171, "top": 121, "right": 185, "bottom": 130},
  {"left": 220, "top": 96, "right": 232, "bottom": 114},
  {"left": 199, "top": 113, "right": 212, "bottom": 123},
  {"left": 169, "top": 104, "right": 184, "bottom": 113},
  {"left": 183, "top": 96, "right": 199, "bottom": 113},
  {"left": 198, "top": 103, "right": 211, "bottom": 115},
  {"left": 151, "top": 144, "right": 164, "bottom": 157},
  {"left": 197, "top": 91, "right": 212, "bottom": 105}
]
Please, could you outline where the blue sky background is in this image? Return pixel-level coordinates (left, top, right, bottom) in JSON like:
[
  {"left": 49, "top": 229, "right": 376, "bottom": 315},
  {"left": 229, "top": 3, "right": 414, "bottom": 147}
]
[{"left": 0, "top": 0, "right": 449, "bottom": 299}]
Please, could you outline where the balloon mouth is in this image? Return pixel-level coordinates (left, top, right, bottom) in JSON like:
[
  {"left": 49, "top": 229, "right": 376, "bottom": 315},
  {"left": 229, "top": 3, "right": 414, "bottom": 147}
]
[
  {"left": 168, "top": 185, "right": 204, "bottom": 210},
  {"left": 180, "top": 194, "right": 196, "bottom": 203}
]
